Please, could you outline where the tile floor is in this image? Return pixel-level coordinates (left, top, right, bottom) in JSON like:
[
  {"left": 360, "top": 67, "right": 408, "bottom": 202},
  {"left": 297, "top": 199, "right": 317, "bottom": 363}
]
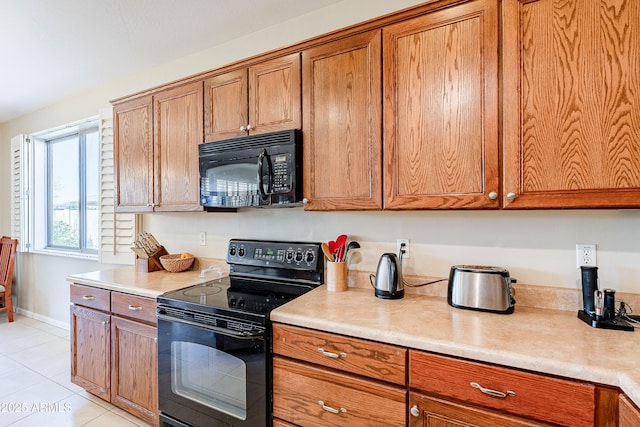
[{"left": 0, "top": 314, "right": 153, "bottom": 427}]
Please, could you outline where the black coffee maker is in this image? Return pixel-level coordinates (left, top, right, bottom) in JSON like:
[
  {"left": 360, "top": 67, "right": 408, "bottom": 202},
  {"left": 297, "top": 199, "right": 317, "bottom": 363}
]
[{"left": 577, "top": 266, "right": 633, "bottom": 331}]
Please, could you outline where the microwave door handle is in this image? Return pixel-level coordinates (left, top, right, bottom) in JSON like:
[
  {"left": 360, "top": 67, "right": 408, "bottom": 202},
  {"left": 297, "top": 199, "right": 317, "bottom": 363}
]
[{"left": 257, "top": 148, "right": 273, "bottom": 201}]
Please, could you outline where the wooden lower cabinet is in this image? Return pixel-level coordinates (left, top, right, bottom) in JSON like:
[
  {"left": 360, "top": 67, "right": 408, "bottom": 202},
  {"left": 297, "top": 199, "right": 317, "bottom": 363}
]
[
  {"left": 273, "top": 419, "right": 299, "bottom": 427},
  {"left": 272, "top": 323, "right": 406, "bottom": 426},
  {"left": 70, "top": 305, "right": 111, "bottom": 401},
  {"left": 273, "top": 324, "right": 638, "bottom": 427},
  {"left": 409, "top": 393, "right": 548, "bottom": 427},
  {"left": 273, "top": 357, "right": 406, "bottom": 426},
  {"left": 111, "top": 316, "right": 158, "bottom": 424},
  {"left": 70, "top": 285, "right": 158, "bottom": 425},
  {"left": 620, "top": 394, "right": 640, "bottom": 427}
]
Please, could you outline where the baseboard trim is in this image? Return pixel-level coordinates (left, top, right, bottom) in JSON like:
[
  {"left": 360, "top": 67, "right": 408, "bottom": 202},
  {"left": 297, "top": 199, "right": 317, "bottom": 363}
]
[{"left": 15, "top": 307, "right": 70, "bottom": 330}]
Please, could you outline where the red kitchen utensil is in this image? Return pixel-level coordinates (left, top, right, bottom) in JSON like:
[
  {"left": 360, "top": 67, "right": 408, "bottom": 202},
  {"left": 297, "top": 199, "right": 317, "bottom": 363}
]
[{"left": 334, "top": 234, "right": 347, "bottom": 261}]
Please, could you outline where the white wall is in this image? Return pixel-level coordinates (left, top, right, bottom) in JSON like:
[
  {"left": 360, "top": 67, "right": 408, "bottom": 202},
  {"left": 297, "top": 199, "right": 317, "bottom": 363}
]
[
  {"left": 1, "top": 0, "right": 639, "bottom": 327},
  {"left": 146, "top": 209, "right": 640, "bottom": 294}
]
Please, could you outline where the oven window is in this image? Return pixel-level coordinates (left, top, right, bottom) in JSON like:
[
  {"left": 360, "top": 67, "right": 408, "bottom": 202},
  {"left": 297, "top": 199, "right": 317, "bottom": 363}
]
[{"left": 171, "top": 341, "right": 247, "bottom": 420}]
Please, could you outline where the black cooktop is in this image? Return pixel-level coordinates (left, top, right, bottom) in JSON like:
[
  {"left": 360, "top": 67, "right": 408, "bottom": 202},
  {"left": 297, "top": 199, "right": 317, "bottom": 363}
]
[
  {"left": 157, "top": 239, "right": 325, "bottom": 322},
  {"left": 158, "top": 275, "right": 310, "bottom": 317}
]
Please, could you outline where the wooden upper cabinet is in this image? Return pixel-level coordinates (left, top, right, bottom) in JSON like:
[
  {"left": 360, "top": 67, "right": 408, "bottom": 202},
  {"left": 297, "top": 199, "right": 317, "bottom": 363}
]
[
  {"left": 153, "top": 81, "right": 204, "bottom": 212},
  {"left": 114, "top": 82, "right": 203, "bottom": 213},
  {"left": 203, "top": 69, "right": 248, "bottom": 142},
  {"left": 302, "top": 30, "right": 383, "bottom": 210},
  {"left": 204, "top": 53, "right": 301, "bottom": 142},
  {"left": 502, "top": 0, "right": 640, "bottom": 208},
  {"left": 383, "top": 0, "right": 500, "bottom": 209},
  {"left": 114, "top": 95, "right": 154, "bottom": 212},
  {"left": 250, "top": 54, "right": 302, "bottom": 135}
]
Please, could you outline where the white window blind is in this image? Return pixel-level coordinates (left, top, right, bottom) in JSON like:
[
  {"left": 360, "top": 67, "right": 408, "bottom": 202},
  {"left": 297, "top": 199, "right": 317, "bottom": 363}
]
[
  {"left": 10, "top": 134, "right": 30, "bottom": 252},
  {"left": 98, "top": 106, "right": 137, "bottom": 265}
]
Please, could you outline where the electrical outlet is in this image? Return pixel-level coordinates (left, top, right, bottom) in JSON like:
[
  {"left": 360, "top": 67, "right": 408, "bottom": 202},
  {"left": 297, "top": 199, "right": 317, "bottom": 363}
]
[
  {"left": 199, "top": 232, "right": 207, "bottom": 246},
  {"left": 397, "top": 239, "right": 410, "bottom": 259},
  {"left": 576, "top": 244, "right": 596, "bottom": 268}
]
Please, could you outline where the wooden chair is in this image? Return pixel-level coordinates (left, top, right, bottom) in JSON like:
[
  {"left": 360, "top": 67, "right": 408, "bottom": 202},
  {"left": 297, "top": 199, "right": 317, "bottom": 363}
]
[{"left": 0, "top": 237, "right": 18, "bottom": 322}]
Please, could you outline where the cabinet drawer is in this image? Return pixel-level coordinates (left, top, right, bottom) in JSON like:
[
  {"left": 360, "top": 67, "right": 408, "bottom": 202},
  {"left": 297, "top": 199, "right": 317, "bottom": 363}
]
[
  {"left": 273, "top": 357, "right": 406, "bottom": 427},
  {"left": 111, "top": 292, "right": 157, "bottom": 324},
  {"left": 273, "top": 419, "right": 298, "bottom": 427},
  {"left": 409, "top": 350, "right": 595, "bottom": 427},
  {"left": 272, "top": 323, "right": 406, "bottom": 385},
  {"left": 70, "top": 284, "right": 110, "bottom": 312}
]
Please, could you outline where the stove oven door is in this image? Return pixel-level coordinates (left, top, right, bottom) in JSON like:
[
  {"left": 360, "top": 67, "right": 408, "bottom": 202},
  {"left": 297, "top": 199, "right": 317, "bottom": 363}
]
[{"left": 157, "top": 310, "right": 268, "bottom": 427}]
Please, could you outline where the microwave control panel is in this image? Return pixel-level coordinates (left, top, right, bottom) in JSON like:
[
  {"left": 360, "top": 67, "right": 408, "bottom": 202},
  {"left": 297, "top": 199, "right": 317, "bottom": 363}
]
[{"left": 271, "top": 153, "right": 291, "bottom": 193}]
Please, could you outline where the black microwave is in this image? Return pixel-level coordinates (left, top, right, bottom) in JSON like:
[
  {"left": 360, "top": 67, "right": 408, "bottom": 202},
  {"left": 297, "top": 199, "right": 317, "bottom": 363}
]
[{"left": 199, "top": 129, "right": 303, "bottom": 208}]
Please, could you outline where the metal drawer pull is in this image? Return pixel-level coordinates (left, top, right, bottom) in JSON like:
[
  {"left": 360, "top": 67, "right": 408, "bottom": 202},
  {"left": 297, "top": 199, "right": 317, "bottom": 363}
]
[
  {"left": 318, "top": 401, "right": 346, "bottom": 414},
  {"left": 128, "top": 305, "right": 143, "bottom": 311},
  {"left": 318, "top": 348, "right": 347, "bottom": 359},
  {"left": 470, "top": 382, "right": 516, "bottom": 398},
  {"left": 82, "top": 295, "right": 95, "bottom": 300}
]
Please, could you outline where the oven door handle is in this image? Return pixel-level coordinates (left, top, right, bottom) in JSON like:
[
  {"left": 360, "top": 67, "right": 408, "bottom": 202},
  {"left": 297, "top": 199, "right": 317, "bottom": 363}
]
[{"left": 156, "top": 313, "right": 264, "bottom": 340}]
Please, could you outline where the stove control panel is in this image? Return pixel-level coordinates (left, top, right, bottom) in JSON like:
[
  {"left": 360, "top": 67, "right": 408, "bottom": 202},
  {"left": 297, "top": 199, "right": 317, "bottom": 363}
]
[{"left": 227, "top": 239, "right": 321, "bottom": 271}]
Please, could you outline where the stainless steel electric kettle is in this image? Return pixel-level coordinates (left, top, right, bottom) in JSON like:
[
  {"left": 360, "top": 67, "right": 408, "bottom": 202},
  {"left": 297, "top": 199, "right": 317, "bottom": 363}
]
[{"left": 374, "top": 253, "right": 404, "bottom": 299}]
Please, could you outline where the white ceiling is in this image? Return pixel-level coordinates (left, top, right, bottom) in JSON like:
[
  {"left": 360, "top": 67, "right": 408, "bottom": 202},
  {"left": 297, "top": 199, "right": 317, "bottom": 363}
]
[{"left": 0, "top": 0, "right": 343, "bottom": 123}]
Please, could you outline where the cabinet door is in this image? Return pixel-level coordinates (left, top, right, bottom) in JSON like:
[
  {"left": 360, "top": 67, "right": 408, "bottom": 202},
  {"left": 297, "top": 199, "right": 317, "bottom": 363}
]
[
  {"left": 409, "top": 393, "right": 548, "bottom": 427},
  {"left": 70, "top": 305, "right": 111, "bottom": 401},
  {"left": 111, "top": 316, "right": 158, "bottom": 425},
  {"left": 303, "top": 30, "right": 383, "bottom": 210},
  {"left": 204, "top": 69, "right": 248, "bottom": 142},
  {"left": 383, "top": 0, "right": 499, "bottom": 209},
  {"left": 153, "top": 81, "right": 204, "bottom": 212},
  {"left": 114, "top": 95, "right": 154, "bottom": 212},
  {"left": 620, "top": 394, "right": 640, "bottom": 427},
  {"left": 249, "top": 52, "right": 301, "bottom": 135},
  {"left": 502, "top": 0, "right": 640, "bottom": 208}
]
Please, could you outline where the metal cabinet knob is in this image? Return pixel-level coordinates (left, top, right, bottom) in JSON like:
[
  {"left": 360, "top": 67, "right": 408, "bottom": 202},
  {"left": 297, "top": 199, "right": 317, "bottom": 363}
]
[
  {"left": 410, "top": 405, "right": 420, "bottom": 417},
  {"left": 240, "top": 125, "right": 246, "bottom": 132},
  {"left": 246, "top": 124, "right": 253, "bottom": 131},
  {"left": 488, "top": 191, "right": 498, "bottom": 200},
  {"left": 506, "top": 192, "right": 517, "bottom": 201}
]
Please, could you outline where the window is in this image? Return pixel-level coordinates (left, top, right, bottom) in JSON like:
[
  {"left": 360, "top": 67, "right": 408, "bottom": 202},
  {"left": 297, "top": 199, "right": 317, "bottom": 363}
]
[
  {"left": 46, "top": 128, "right": 99, "bottom": 253},
  {"left": 11, "top": 110, "right": 137, "bottom": 262}
]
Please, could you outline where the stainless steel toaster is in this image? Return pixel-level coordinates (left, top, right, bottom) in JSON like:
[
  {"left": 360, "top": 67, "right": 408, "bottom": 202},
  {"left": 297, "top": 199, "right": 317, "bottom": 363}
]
[{"left": 447, "top": 265, "right": 516, "bottom": 314}]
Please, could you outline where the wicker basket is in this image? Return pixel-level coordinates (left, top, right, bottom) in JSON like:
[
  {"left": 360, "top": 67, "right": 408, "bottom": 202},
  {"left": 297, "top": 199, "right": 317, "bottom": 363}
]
[{"left": 159, "top": 254, "right": 195, "bottom": 272}]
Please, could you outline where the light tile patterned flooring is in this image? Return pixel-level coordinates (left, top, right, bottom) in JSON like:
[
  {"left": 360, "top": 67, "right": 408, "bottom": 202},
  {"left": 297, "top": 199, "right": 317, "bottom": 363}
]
[{"left": 0, "top": 314, "right": 153, "bottom": 427}]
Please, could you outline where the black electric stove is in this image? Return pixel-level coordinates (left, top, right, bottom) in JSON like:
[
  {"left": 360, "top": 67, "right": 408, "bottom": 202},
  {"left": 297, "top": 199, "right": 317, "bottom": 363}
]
[
  {"left": 157, "top": 239, "right": 324, "bottom": 427},
  {"left": 158, "top": 239, "right": 324, "bottom": 321}
]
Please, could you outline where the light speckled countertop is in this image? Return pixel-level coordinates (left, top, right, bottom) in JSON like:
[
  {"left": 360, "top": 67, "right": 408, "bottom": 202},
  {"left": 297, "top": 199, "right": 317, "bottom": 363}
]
[
  {"left": 66, "top": 263, "right": 225, "bottom": 298},
  {"left": 271, "top": 285, "right": 640, "bottom": 408}
]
